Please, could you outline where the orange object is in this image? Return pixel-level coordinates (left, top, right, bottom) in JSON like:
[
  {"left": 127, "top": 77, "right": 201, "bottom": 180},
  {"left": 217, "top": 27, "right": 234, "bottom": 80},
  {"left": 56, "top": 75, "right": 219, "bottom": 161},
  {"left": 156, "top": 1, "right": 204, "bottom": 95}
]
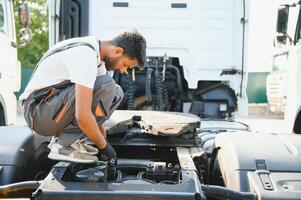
[
  {"left": 95, "top": 104, "right": 105, "bottom": 117},
  {"left": 55, "top": 102, "right": 69, "bottom": 123}
]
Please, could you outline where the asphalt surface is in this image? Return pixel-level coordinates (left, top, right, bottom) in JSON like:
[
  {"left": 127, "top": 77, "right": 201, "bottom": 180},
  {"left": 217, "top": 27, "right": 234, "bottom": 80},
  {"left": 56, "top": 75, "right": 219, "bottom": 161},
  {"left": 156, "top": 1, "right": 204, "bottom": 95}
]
[{"left": 236, "top": 115, "right": 286, "bottom": 134}]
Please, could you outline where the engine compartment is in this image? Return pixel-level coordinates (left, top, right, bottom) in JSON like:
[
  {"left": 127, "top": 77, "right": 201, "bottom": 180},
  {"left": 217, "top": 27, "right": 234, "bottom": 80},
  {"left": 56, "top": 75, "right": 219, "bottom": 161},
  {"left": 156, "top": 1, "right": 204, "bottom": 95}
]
[
  {"left": 62, "top": 146, "right": 181, "bottom": 185},
  {"left": 2, "top": 111, "right": 301, "bottom": 200},
  {"left": 114, "top": 56, "right": 238, "bottom": 119},
  {"left": 33, "top": 147, "right": 207, "bottom": 200},
  {"left": 31, "top": 111, "right": 207, "bottom": 199}
]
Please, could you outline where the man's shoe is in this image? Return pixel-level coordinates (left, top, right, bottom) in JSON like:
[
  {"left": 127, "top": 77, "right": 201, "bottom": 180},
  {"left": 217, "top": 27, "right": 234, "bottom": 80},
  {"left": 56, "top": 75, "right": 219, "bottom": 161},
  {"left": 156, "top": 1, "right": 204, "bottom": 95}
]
[
  {"left": 47, "top": 136, "right": 58, "bottom": 149},
  {"left": 77, "top": 139, "right": 99, "bottom": 155},
  {"left": 48, "top": 142, "right": 98, "bottom": 163}
]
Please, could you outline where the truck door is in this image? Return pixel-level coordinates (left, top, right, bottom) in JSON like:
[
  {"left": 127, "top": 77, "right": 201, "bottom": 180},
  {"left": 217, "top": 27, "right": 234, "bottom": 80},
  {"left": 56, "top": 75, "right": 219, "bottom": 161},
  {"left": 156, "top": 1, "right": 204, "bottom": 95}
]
[
  {"left": 0, "top": 0, "right": 19, "bottom": 92},
  {"left": 285, "top": 4, "right": 301, "bottom": 133},
  {"left": 0, "top": 0, "right": 19, "bottom": 125}
]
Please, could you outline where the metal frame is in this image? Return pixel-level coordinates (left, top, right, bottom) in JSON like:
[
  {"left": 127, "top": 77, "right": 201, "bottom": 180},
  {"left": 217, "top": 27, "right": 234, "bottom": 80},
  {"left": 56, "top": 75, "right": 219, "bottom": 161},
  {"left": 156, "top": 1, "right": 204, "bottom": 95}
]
[{"left": 34, "top": 159, "right": 205, "bottom": 200}]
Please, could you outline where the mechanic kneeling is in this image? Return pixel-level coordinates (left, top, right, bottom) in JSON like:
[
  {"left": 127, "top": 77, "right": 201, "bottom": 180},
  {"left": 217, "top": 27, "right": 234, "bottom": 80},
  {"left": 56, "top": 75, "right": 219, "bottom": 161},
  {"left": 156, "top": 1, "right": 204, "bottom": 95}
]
[{"left": 20, "top": 29, "right": 146, "bottom": 164}]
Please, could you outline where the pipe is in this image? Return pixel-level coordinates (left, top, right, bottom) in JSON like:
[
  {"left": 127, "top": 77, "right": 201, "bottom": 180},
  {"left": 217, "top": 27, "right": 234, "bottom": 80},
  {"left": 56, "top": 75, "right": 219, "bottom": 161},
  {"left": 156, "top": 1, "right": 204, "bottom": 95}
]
[
  {"left": 155, "top": 70, "right": 164, "bottom": 110},
  {"left": 166, "top": 64, "right": 182, "bottom": 93},
  {"left": 201, "top": 184, "right": 257, "bottom": 200},
  {"left": 0, "top": 181, "right": 42, "bottom": 198},
  {"left": 116, "top": 159, "right": 155, "bottom": 170},
  {"left": 125, "top": 74, "right": 135, "bottom": 109},
  {"left": 240, "top": 0, "right": 246, "bottom": 97},
  {"left": 145, "top": 67, "right": 153, "bottom": 104}
]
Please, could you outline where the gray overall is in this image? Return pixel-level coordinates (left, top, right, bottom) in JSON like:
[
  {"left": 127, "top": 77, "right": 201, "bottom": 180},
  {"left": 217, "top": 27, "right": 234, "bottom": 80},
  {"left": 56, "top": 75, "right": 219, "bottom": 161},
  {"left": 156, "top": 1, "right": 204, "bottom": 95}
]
[{"left": 23, "top": 42, "right": 124, "bottom": 146}]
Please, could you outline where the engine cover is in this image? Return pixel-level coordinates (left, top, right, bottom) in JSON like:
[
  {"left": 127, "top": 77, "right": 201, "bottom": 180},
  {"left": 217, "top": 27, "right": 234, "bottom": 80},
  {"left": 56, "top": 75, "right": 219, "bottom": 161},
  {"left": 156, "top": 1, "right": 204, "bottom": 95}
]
[{"left": 215, "top": 132, "right": 301, "bottom": 200}]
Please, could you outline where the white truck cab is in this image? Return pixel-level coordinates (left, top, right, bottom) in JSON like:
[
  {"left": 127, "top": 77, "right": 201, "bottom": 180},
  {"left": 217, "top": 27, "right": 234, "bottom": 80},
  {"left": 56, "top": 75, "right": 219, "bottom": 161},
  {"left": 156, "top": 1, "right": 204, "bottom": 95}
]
[
  {"left": 274, "top": 0, "right": 301, "bottom": 133},
  {"left": 49, "top": 0, "right": 250, "bottom": 119},
  {"left": 0, "top": 0, "right": 31, "bottom": 125}
]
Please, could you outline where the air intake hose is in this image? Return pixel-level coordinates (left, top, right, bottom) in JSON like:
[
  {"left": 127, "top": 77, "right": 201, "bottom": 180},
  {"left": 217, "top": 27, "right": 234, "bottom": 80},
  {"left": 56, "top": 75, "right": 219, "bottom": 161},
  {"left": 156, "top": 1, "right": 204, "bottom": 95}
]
[
  {"left": 125, "top": 74, "right": 135, "bottom": 109},
  {"left": 201, "top": 184, "right": 257, "bottom": 200}
]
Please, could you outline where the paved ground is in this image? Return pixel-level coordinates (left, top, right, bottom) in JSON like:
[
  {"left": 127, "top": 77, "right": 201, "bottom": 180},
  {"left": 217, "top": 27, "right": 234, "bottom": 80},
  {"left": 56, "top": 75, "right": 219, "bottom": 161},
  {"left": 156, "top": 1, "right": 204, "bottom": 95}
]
[
  {"left": 236, "top": 115, "right": 286, "bottom": 134},
  {"left": 237, "top": 103, "right": 286, "bottom": 134}
]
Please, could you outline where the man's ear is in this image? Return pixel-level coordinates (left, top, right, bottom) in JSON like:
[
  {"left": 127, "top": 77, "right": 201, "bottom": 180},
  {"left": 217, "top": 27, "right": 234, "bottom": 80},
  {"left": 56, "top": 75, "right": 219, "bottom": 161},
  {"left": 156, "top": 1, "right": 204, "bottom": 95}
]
[{"left": 114, "top": 47, "right": 124, "bottom": 56}]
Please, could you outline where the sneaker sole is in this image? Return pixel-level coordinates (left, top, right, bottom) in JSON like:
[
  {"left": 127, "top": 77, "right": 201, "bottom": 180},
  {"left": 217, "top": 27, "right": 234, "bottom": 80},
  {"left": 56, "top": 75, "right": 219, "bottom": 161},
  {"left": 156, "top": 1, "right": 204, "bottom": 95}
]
[
  {"left": 48, "top": 152, "right": 98, "bottom": 164},
  {"left": 81, "top": 152, "right": 98, "bottom": 156}
]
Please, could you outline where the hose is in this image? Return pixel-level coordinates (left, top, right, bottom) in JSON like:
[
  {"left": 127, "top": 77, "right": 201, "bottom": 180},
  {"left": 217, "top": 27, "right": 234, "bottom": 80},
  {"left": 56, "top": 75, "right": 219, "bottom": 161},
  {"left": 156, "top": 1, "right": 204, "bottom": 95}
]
[
  {"left": 201, "top": 184, "right": 257, "bottom": 200},
  {"left": 116, "top": 159, "right": 156, "bottom": 170},
  {"left": 125, "top": 73, "right": 135, "bottom": 109},
  {"left": 155, "top": 70, "right": 164, "bottom": 110},
  {"left": 166, "top": 64, "right": 182, "bottom": 93},
  {"left": 145, "top": 67, "right": 153, "bottom": 105},
  {"left": 0, "top": 181, "right": 42, "bottom": 198},
  {"left": 162, "top": 82, "right": 169, "bottom": 109}
]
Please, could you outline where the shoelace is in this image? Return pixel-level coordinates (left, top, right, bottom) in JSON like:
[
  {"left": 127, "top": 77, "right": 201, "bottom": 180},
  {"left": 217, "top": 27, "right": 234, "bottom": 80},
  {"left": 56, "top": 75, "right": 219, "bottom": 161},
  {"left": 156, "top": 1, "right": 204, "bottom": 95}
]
[{"left": 71, "top": 140, "right": 89, "bottom": 153}]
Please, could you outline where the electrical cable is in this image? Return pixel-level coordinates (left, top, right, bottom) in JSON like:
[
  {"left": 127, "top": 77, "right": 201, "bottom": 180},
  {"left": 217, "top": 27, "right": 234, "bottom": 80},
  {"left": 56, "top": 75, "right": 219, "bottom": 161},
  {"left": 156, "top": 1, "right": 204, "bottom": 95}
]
[{"left": 125, "top": 73, "right": 135, "bottom": 109}]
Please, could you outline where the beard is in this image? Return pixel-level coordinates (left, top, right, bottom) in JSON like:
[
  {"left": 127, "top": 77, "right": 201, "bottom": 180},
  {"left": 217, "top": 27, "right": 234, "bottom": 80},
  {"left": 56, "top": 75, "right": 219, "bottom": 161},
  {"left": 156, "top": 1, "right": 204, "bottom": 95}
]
[{"left": 104, "top": 57, "right": 119, "bottom": 71}]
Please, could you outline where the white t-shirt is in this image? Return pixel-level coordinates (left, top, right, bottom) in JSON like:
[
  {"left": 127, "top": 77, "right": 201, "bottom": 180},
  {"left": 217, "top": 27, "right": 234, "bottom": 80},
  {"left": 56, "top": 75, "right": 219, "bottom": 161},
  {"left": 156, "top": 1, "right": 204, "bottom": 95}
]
[{"left": 20, "top": 36, "right": 107, "bottom": 101}]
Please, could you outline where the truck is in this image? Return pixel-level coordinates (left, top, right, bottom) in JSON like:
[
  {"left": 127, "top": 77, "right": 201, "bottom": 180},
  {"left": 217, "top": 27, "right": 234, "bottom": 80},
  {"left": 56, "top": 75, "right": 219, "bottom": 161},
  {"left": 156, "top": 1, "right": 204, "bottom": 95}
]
[
  {"left": 49, "top": 0, "right": 250, "bottom": 118},
  {"left": 0, "top": 0, "right": 301, "bottom": 200},
  {"left": 0, "top": 0, "right": 31, "bottom": 126},
  {"left": 272, "top": 0, "right": 301, "bottom": 133}
]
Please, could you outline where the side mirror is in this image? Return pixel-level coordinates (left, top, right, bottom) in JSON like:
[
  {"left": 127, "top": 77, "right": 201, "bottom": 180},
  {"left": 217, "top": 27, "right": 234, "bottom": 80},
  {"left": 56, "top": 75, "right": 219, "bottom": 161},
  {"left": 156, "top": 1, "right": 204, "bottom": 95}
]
[
  {"left": 274, "top": 5, "right": 290, "bottom": 47},
  {"left": 276, "top": 6, "right": 289, "bottom": 34},
  {"left": 12, "top": 2, "right": 32, "bottom": 48},
  {"left": 18, "top": 2, "right": 30, "bottom": 27}
]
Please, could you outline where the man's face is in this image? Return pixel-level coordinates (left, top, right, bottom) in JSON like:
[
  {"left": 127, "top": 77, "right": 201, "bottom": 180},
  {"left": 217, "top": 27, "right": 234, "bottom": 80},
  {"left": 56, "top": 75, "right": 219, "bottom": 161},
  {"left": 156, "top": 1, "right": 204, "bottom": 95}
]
[{"left": 105, "top": 46, "right": 138, "bottom": 74}]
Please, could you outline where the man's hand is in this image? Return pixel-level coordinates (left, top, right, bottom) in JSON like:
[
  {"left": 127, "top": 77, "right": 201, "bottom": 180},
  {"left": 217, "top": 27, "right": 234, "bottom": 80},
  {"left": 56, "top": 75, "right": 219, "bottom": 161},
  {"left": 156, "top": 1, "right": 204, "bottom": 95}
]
[
  {"left": 98, "top": 123, "right": 107, "bottom": 138},
  {"left": 99, "top": 142, "right": 117, "bottom": 165}
]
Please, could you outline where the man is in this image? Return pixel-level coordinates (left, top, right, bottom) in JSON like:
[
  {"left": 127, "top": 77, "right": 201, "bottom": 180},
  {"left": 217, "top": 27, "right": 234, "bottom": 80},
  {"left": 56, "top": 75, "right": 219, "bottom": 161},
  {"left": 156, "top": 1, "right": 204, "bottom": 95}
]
[{"left": 20, "top": 30, "right": 147, "bottom": 164}]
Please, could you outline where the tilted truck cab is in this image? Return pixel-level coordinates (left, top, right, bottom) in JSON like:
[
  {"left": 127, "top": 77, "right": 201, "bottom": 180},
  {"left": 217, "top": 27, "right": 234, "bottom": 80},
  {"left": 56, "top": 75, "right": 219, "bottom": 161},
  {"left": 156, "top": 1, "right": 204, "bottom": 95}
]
[
  {"left": 49, "top": 0, "right": 250, "bottom": 119},
  {"left": 273, "top": 0, "right": 301, "bottom": 134}
]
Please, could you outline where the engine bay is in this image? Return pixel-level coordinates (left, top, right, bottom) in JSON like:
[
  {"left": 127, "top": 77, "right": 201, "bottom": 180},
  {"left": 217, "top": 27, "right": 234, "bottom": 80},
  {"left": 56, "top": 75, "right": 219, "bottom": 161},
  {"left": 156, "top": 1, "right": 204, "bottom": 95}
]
[
  {"left": 1, "top": 111, "right": 301, "bottom": 200},
  {"left": 35, "top": 146, "right": 206, "bottom": 200},
  {"left": 32, "top": 111, "right": 208, "bottom": 199}
]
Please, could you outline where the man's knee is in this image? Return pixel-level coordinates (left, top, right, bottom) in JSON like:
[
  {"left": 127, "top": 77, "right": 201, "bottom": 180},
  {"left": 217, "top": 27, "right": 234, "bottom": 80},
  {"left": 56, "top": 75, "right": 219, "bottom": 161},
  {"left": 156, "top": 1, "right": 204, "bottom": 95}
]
[
  {"left": 114, "top": 84, "right": 124, "bottom": 105},
  {"left": 106, "top": 84, "right": 124, "bottom": 118}
]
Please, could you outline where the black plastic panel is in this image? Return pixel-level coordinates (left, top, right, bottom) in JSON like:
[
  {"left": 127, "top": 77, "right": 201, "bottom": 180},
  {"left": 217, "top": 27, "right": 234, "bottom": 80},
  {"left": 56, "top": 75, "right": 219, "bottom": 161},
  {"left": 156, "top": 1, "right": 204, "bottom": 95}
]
[
  {"left": 0, "top": 126, "right": 50, "bottom": 185},
  {"left": 190, "top": 84, "right": 237, "bottom": 118},
  {"left": 59, "top": 0, "right": 89, "bottom": 41}
]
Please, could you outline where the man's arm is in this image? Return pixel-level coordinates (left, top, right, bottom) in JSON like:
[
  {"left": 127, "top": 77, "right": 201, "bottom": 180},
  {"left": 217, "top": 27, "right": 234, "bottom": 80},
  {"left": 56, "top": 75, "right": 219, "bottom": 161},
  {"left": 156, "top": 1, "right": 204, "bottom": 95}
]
[
  {"left": 98, "top": 123, "right": 107, "bottom": 138},
  {"left": 75, "top": 84, "right": 107, "bottom": 149}
]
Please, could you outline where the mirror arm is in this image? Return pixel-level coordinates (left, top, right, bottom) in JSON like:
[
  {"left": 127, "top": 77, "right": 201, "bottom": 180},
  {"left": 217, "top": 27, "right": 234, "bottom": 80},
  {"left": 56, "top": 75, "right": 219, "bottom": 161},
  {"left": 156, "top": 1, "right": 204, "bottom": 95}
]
[
  {"left": 285, "top": 33, "right": 293, "bottom": 45},
  {"left": 12, "top": 28, "right": 32, "bottom": 48}
]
